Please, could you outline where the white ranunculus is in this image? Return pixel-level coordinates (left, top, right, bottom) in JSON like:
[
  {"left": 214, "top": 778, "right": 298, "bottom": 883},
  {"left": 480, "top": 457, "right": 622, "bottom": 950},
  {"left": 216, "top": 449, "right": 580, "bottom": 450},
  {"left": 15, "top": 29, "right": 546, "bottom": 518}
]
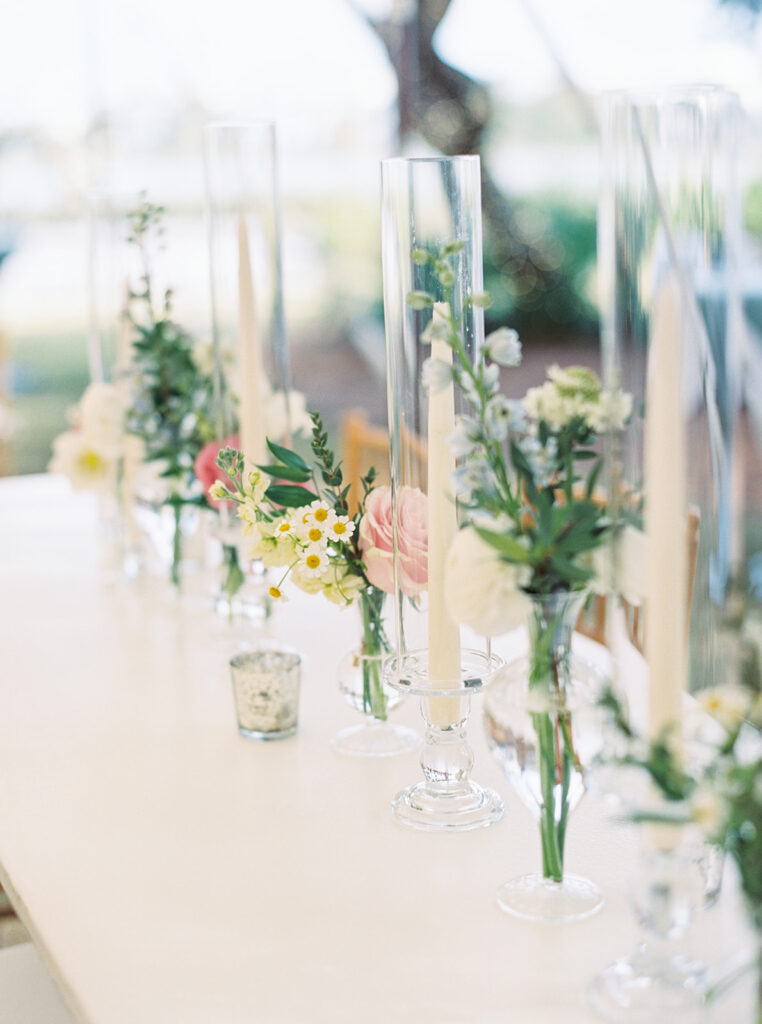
[
  {"left": 77, "top": 383, "right": 127, "bottom": 458},
  {"left": 49, "top": 430, "right": 116, "bottom": 492},
  {"left": 445, "top": 526, "right": 530, "bottom": 638},
  {"left": 264, "top": 388, "right": 312, "bottom": 441},
  {"left": 697, "top": 685, "right": 751, "bottom": 733}
]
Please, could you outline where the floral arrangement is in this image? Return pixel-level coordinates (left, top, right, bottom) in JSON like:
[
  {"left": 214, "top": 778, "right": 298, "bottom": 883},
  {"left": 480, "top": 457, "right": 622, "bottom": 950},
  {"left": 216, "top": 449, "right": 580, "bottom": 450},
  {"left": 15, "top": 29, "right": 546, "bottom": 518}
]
[
  {"left": 406, "top": 241, "right": 631, "bottom": 626},
  {"left": 50, "top": 382, "right": 144, "bottom": 494},
  {"left": 406, "top": 240, "right": 632, "bottom": 888},
  {"left": 211, "top": 414, "right": 428, "bottom": 718},
  {"left": 599, "top": 678, "right": 762, "bottom": 1006}
]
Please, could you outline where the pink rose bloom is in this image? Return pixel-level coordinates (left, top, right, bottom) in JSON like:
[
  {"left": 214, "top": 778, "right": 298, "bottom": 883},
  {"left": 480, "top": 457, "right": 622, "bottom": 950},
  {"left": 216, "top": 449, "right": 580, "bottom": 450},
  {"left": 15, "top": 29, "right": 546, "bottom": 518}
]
[
  {"left": 359, "top": 485, "right": 428, "bottom": 596},
  {"left": 194, "top": 434, "right": 239, "bottom": 509}
]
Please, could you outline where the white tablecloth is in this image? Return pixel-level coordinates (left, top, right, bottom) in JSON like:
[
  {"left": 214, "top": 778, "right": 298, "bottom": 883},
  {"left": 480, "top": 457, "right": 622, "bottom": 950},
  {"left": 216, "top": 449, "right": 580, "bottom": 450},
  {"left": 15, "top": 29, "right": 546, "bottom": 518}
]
[{"left": 0, "top": 475, "right": 755, "bottom": 1023}]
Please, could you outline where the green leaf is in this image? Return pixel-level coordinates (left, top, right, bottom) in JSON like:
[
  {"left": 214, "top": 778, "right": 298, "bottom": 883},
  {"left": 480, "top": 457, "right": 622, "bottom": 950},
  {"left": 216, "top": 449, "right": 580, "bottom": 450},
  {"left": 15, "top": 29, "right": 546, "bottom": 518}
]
[
  {"left": 256, "top": 463, "right": 312, "bottom": 483},
  {"left": 586, "top": 458, "right": 603, "bottom": 499},
  {"left": 475, "top": 528, "right": 530, "bottom": 563},
  {"left": 265, "top": 484, "right": 315, "bottom": 508},
  {"left": 266, "top": 439, "right": 311, "bottom": 474}
]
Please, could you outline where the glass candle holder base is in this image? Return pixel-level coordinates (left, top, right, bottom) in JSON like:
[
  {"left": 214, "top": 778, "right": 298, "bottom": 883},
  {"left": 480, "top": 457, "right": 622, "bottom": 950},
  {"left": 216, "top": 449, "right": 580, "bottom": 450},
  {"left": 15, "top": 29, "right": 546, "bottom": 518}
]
[
  {"left": 392, "top": 778, "right": 504, "bottom": 832},
  {"left": 330, "top": 720, "right": 421, "bottom": 758},
  {"left": 588, "top": 947, "right": 707, "bottom": 1023},
  {"left": 496, "top": 872, "right": 604, "bottom": 923},
  {"left": 386, "top": 649, "right": 504, "bottom": 833},
  {"left": 237, "top": 722, "right": 297, "bottom": 742}
]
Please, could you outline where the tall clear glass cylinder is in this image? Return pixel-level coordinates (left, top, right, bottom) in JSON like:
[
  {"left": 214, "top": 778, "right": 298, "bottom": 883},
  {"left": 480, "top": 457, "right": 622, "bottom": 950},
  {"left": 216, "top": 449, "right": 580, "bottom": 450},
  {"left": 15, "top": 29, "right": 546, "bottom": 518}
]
[
  {"left": 380, "top": 155, "right": 503, "bottom": 831},
  {"left": 86, "top": 188, "right": 146, "bottom": 386},
  {"left": 599, "top": 86, "right": 740, "bottom": 709},
  {"left": 596, "top": 85, "right": 741, "bottom": 1019},
  {"left": 204, "top": 121, "right": 292, "bottom": 467}
]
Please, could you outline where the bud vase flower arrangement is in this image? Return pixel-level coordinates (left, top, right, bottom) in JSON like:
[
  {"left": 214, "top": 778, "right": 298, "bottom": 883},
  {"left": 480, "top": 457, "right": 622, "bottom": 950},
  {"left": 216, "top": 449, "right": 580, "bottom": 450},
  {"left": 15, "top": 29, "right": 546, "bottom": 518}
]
[
  {"left": 121, "top": 198, "right": 217, "bottom": 587},
  {"left": 212, "top": 413, "right": 427, "bottom": 728},
  {"left": 407, "top": 240, "right": 631, "bottom": 917},
  {"left": 596, "top": 677, "right": 762, "bottom": 1017}
]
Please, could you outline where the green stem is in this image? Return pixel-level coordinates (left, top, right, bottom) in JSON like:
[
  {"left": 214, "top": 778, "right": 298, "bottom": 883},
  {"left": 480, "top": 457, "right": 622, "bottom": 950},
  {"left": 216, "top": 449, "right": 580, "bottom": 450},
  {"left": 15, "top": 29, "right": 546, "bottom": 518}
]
[
  {"left": 359, "top": 587, "right": 388, "bottom": 721},
  {"left": 171, "top": 502, "right": 182, "bottom": 589},
  {"left": 221, "top": 544, "right": 246, "bottom": 622},
  {"left": 528, "top": 593, "right": 581, "bottom": 884}
]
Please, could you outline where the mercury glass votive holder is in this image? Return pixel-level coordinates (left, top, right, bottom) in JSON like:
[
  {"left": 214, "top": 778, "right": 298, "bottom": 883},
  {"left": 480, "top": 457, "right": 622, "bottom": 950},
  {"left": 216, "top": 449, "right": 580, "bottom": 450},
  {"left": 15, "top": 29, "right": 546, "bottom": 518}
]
[{"left": 229, "top": 648, "right": 301, "bottom": 740}]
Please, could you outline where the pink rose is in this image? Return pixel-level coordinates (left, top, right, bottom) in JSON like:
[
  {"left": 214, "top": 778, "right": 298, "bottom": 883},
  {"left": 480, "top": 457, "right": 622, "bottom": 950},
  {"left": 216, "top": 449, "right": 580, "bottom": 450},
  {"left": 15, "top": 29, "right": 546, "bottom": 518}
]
[
  {"left": 359, "top": 485, "right": 428, "bottom": 596},
  {"left": 194, "top": 434, "right": 239, "bottom": 509}
]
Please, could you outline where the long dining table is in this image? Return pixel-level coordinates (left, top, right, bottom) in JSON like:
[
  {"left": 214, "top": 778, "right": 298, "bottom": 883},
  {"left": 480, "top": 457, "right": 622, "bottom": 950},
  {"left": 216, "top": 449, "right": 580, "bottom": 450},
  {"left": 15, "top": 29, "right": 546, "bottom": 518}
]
[{"left": 0, "top": 474, "right": 756, "bottom": 1023}]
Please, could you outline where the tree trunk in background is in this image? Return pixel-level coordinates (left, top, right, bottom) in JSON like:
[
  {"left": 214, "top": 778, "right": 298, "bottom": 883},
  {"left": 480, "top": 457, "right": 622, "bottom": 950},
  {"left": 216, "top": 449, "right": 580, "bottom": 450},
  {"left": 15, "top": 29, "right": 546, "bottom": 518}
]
[{"left": 354, "top": 0, "right": 569, "bottom": 332}]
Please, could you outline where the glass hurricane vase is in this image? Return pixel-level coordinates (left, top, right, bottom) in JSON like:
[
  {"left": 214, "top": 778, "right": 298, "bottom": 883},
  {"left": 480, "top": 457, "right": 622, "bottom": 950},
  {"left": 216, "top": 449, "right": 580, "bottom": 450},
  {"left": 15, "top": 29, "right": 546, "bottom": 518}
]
[
  {"left": 331, "top": 587, "right": 419, "bottom": 757},
  {"left": 483, "top": 591, "right": 608, "bottom": 922}
]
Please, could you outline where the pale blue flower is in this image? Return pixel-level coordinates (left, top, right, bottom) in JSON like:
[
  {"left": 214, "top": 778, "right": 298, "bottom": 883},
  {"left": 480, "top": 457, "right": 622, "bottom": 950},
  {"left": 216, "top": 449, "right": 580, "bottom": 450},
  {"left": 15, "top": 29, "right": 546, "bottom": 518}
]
[
  {"left": 449, "top": 416, "right": 482, "bottom": 458},
  {"left": 422, "top": 357, "right": 453, "bottom": 394},
  {"left": 452, "top": 459, "right": 498, "bottom": 502},
  {"left": 521, "top": 435, "right": 559, "bottom": 488},
  {"left": 482, "top": 363, "right": 501, "bottom": 399},
  {"left": 483, "top": 394, "right": 514, "bottom": 442},
  {"left": 485, "top": 327, "right": 522, "bottom": 367}
]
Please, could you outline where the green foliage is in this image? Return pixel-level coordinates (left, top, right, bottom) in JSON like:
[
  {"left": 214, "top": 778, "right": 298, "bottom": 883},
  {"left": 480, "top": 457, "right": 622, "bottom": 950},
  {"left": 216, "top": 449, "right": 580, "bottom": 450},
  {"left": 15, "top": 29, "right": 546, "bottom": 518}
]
[
  {"left": 123, "top": 198, "right": 215, "bottom": 491},
  {"left": 484, "top": 197, "right": 598, "bottom": 340}
]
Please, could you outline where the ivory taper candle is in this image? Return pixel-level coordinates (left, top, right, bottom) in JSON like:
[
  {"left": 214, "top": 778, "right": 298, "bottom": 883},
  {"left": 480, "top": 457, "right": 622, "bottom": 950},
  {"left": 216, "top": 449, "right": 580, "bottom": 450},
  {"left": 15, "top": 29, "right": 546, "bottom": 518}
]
[
  {"left": 238, "top": 214, "right": 267, "bottom": 466},
  {"left": 426, "top": 305, "right": 462, "bottom": 726},
  {"left": 644, "top": 275, "right": 686, "bottom": 740}
]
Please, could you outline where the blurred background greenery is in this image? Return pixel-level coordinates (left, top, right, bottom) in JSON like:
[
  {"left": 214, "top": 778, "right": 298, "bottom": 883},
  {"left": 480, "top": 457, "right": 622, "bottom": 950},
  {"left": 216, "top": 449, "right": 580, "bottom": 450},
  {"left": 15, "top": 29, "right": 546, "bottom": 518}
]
[{"left": 1, "top": 0, "right": 761, "bottom": 474}]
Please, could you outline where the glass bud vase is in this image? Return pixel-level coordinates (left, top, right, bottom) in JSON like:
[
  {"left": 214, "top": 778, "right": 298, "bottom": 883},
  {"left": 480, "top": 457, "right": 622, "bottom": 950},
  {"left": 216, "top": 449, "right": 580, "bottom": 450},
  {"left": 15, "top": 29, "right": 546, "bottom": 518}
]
[
  {"left": 331, "top": 586, "right": 420, "bottom": 757},
  {"left": 483, "top": 591, "right": 608, "bottom": 921}
]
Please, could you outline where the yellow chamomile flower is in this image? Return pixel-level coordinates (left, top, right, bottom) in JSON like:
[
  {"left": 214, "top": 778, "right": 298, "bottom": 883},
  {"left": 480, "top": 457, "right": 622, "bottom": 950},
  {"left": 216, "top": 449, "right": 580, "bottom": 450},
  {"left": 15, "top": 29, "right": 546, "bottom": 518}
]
[
  {"left": 302, "top": 500, "right": 334, "bottom": 527},
  {"left": 267, "top": 584, "right": 288, "bottom": 602},
  {"left": 300, "top": 545, "right": 331, "bottom": 580},
  {"left": 291, "top": 508, "right": 330, "bottom": 547},
  {"left": 327, "top": 515, "right": 355, "bottom": 543}
]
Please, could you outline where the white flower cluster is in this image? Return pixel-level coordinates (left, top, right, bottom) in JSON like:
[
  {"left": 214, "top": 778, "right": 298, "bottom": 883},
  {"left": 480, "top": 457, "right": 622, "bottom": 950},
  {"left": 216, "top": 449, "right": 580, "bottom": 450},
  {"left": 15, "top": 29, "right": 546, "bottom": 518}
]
[
  {"left": 49, "top": 383, "right": 144, "bottom": 492},
  {"left": 245, "top": 498, "right": 364, "bottom": 606},
  {"left": 523, "top": 364, "right": 632, "bottom": 433}
]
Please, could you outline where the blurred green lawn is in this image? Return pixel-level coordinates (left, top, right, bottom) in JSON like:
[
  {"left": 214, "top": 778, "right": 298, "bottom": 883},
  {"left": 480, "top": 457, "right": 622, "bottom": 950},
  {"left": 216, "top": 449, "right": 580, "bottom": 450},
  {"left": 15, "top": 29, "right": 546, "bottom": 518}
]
[{"left": 7, "top": 331, "right": 89, "bottom": 475}]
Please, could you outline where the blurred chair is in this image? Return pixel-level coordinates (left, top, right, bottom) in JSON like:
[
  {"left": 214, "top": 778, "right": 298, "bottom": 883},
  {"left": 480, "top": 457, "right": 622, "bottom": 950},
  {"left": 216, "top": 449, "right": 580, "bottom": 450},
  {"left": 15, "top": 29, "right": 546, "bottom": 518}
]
[
  {"left": 340, "top": 409, "right": 430, "bottom": 514},
  {"left": 340, "top": 409, "right": 392, "bottom": 513},
  {"left": 0, "top": 943, "right": 74, "bottom": 1023},
  {"left": 576, "top": 507, "right": 701, "bottom": 652}
]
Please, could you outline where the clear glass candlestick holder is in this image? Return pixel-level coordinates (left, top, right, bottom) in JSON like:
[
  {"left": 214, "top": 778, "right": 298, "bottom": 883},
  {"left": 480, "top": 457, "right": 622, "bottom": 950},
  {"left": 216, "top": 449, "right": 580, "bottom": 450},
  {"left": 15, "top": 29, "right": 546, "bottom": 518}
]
[
  {"left": 385, "top": 648, "right": 504, "bottom": 831},
  {"left": 588, "top": 826, "right": 711, "bottom": 1022}
]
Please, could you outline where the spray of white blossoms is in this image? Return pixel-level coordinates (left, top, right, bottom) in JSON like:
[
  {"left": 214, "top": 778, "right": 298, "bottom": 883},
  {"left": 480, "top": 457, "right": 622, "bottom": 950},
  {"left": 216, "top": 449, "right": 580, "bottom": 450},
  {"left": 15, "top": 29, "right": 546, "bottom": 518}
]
[{"left": 407, "top": 242, "right": 632, "bottom": 631}]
